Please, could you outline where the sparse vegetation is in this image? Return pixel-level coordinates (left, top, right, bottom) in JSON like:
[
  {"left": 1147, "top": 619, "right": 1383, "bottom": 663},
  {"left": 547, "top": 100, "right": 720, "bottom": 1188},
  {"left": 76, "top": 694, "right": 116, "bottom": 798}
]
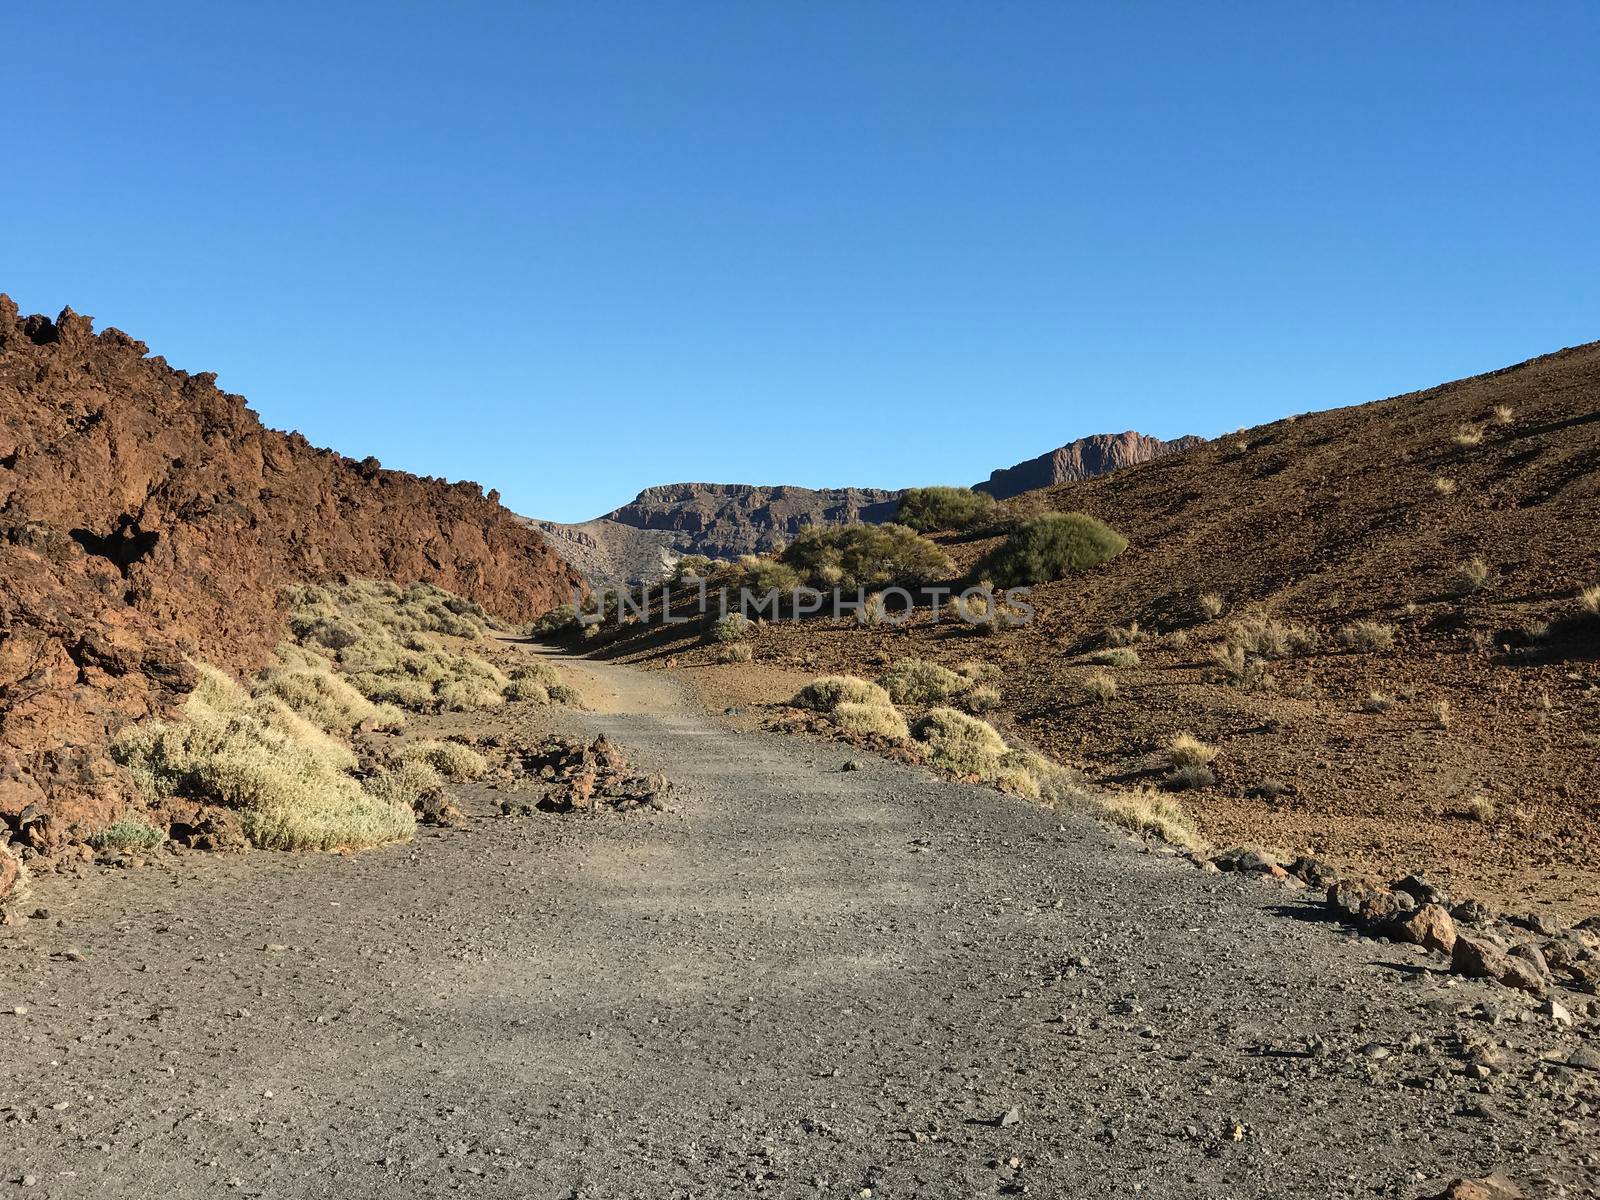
[
  {"left": 1453, "top": 424, "right": 1485, "bottom": 447},
  {"left": 1580, "top": 584, "right": 1600, "bottom": 617},
  {"left": 288, "top": 580, "right": 512, "bottom": 713},
  {"left": 1224, "top": 612, "right": 1320, "bottom": 659},
  {"left": 1207, "top": 644, "right": 1275, "bottom": 691},
  {"left": 1103, "top": 622, "right": 1146, "bottom": 648},
  {"left": 780, "top": 524, "right": 953, "bottom": 590},
  {"left": 1462, "top": 794, "right": 1497, "bottom": 823},
  {"left": 974, "top": 512, "right": 1128, "bottom": 587},
  {"left": 895, "top": 486, "right": 998, "bottom": 533},
  {"left": 713, "top": 642, "right": 754, "bottom": 663},
  {"left": 1361, "top": 692, "right": 1394, "bottom": 714},
  {"left": 708, "top": 612, "right": 756, "bottom": 644},
  {"left": 114, "top": 664, "right": 415, "bottom": 853},
  {"left": 1493, "top": 405, "right": 1514, "bottom": 425},
  {"left": 89, "top": 818, "right": 166, "bottom": 852},
  {"left": 912, "top": 707, "right": 1010, "bottom": 778},
  {"left": 1079, "top": 670, "right": 1118, "bottom": 703},
  {"left": 399, "top": 739, "right": 488, "bottom": 782},
  {"left": 955, "top": 660, "right": 1003, "bottom": 687},
  {"left": 1197, "top": 592, "right": 1225, "bottom": 620},
  {"left": 1088, "top": 647, "right": 1140, "bottom": 668},
  {"left": 1336, "top": 620, "right": 1395, "bottom": 652},
  {"left": 1101, "top": 790, "right": 1203, "bottom": 852},
  {"left": 1162, "top": 763, "right": 1216, "bottom": 792},
  {"left": 1165, "top": 732, "right": 1217, "bottom": 770},
  {"left": 791, "top": 675, "right": 894, "bottom": 711},
  {"left": 1452, "top": 556, "right": 1492, "bottom": 595},
  {"left": 1432, "top": 698, "right": 1453, "bottom": 729},
  {"left": 529, "top": 604, "right": 580, "bottom": 639},
  {"left": 961, "top": 684, "right": 1001, "bottom": 713},
  {"left": 831, "top": 700, "right": 911, "bottom": 742},
  {"left": 882, "top": 658, "right": 969, "bottom": 705},
  {"left": 1432, "top": 477, "right": 1456, "bottom": 496}
]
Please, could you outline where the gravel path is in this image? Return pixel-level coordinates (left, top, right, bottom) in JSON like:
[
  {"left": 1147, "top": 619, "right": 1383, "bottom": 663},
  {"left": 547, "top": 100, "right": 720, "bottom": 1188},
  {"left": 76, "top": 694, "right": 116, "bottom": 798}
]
[{"left": 0, "top": 651, "right": 1593, "bottom": 1198}]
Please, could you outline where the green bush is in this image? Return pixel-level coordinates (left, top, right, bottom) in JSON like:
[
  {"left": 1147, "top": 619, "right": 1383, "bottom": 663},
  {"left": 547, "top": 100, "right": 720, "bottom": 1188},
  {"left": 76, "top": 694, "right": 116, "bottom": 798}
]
[
  {"left": 89, "top": 819, "right": 166, "bottom": 852},
  {"left": 779, "top": 524, "right": 953, "bottom": 590},
  {"left": 974, "top": 513, "right": 1127, "bottom": 587},
  {"left": 529, "top": 604, "right": 579, "bottom": 639},
  {"left": 896, "top": 486, "right": 997, "bottom": 533}
]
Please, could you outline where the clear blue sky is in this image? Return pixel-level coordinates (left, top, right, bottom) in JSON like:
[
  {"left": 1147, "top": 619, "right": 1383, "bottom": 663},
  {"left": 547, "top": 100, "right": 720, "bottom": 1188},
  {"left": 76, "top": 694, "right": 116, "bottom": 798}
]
[{"left": 6, "top": 3, "right": 1597, "bottom": 521}]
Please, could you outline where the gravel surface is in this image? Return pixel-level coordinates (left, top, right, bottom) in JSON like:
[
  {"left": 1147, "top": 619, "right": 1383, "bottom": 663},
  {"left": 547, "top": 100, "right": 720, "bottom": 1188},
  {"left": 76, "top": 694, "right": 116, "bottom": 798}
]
[{"left": 0, "top": 652, "right": 1594, "bottom": 1198}]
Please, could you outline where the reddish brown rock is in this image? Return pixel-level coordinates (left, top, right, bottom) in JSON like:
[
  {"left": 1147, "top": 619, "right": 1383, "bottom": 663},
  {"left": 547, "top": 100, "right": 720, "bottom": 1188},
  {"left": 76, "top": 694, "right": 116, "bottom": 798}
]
[
  {"left": 1421, "top": 1175, "right": 1521, "bottom": 1200},
  {"left": 1390, "top": 903, "right": 1459, "bottom": 956},
  {"left": 0, "top": 298, "right": 583, "bottom": 838}
]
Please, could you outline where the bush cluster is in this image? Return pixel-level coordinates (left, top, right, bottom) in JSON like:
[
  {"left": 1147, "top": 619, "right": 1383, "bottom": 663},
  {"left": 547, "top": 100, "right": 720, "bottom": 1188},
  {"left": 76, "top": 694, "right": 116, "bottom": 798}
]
[
  {"left": 895, "top": 486, "right": 997, "bottom": 533},
  {"left": 974, "top": 513, "right": 1127, "bottom": 587}
]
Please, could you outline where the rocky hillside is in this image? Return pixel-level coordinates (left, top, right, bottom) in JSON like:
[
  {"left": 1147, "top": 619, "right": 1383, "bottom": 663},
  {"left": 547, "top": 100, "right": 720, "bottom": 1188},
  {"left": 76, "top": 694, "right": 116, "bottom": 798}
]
[
  {"left": 0, "top": 298, "right": 581, "bottom": 844},
  {"left": 585, "top": 340, "right": 1600, "bottom": 914},
  {"left": 974, "top": 430, "right": 1204, "bottom": 500}
]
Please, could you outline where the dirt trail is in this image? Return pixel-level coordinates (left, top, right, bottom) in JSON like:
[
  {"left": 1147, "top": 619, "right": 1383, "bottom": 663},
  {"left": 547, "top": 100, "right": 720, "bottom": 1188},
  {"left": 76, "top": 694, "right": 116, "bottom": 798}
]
[{"left": 0, "top": 649, "right": 1593, "bottom": 1198}]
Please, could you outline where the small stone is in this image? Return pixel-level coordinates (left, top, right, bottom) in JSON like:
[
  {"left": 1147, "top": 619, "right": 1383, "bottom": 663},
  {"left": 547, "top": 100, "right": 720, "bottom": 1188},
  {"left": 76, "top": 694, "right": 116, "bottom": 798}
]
[
  {"left": 841, "top": 760, "right": 862, "bottom": 772},
  {"left": 998, "top": 1106, "right": 1022, "bottom": 1127},
  {"left": 1540, "top": 999, "right": 1573, "bottom": 1026}
]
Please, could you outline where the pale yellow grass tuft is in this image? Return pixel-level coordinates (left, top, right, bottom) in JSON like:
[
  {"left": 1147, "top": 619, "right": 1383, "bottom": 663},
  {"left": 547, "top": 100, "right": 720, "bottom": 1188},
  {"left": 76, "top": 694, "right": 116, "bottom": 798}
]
[
  {"left": 1166, "top": 733, "right": 1217, "bottom": 770},
  {"left": 1101, "top": 791, "right": 1205, "bottom": 852}
]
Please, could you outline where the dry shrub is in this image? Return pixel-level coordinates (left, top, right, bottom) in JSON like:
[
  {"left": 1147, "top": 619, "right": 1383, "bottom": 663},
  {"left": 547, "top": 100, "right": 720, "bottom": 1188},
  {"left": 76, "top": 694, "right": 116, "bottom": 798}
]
[
  {"left": 708, "top": 612, "right": 756, "bottom": 644},
  {"left": 1433, "top": 698, "right": 1453, "bottom": 729},
  {"left": 1197, "top": 592, "right": 1225, "bottom": 620},
  {"left": 1089, "top": 647, "right": 1140, "bottom": 668},
  {"left": 1162, "top": 764, "right": 1215, "bottom": 792},
  {"left": 1101, "top": 791, "right": 1204, "bottom": 852},
  {"left": 956, "top": 660, "right": 1003, "bottom": 686},
  {"left": 364, "top": 760, "right": 445, "bottom": 809},
  {"left": 1166, "top": 733, "right": 1217, "bottom": 770},
  {"left": 882, "top": 658, "right": 969, "bottom": 705},
  {"left": 1361, "top": 692, "right": 1394, "bottom": 714},
  {"left": 1453, "top": 424, "right": 1485, "bottom": 447},
  {"left": 713, "top": 642, "right": 754, "bottom": 664},
  {"left": 1580, "top": 585, "right": 1600, "bottom": 617},
  {"left": 912, "top": 707, "right": 1010, "bottom": 778},
  {"left": 1461, "top": 795, "right": 1497, "bottom": 823},
  {"left": 792, "top": 675, "right": 894, "bottom": 711},
  {"left": 1433, "top": 477, "right": 1457, "bottom": 496},
  {"left": 1207, "top": 643, "right": 1274, "bottom": 690},
  {"left": 114, "top": 665, "right": 414, "bottom": 853},
  {"left": 1452, "top": 557, "right": 1492, "bottom": 596},
  {"left": 257, "top": 648, "right": 402, "bottom": 735},
  {"left": 831, "top": 701, "right": 910, "bottom": 742},
  {"left": 1226, "top": 612, "right": 1320, "bottom": 659},
  {"left": 400, "top": 739, "right": 488, "bottom": 781},
  {"left": 1336, "top": 620, "right": 1396, "bottom": 652},
  {"left": 1492, "top": 405, "right": 1514, "bottom": 425},
  {"left": 1080, "top": 670, "right": 1118, "bottom": 703},
  {"left": 1103, "top": 621, "right": 1146, "bottom": 647},
  {"left": 88, "top": 819, "right": 165, "bottom": 852},
  {"left": 504, "top": 678, "right": 550, "bottom": 704},
  {"left": 962, "top": 684, "right": 1001, "bottom": 713}
]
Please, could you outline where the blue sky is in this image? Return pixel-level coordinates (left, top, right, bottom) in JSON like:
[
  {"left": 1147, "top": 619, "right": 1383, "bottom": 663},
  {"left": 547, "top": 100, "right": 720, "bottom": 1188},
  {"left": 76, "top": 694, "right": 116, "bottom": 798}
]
[{"left": 6, "top": 3, "right": 1597, "bottom": 521}]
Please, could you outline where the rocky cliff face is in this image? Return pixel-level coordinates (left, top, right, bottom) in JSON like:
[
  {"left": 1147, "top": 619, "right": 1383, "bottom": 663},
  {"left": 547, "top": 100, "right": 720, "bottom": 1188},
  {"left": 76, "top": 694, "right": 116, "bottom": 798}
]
[
  {"left": 0, "top": 298, "right": 581, "bottom": 850},
  {"left": 600, "top": 483, "right": 903, "bottom": 561},
  {"left": 974, "top": 431, "right": 1204, "bottom": 500}
]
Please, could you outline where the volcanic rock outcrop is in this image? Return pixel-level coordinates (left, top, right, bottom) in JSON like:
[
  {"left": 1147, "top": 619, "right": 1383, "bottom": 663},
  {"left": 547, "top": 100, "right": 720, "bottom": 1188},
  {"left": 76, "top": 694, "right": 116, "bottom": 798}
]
[
  {"left": 0, "top": 298, "right": 581, "bottom": 857},
  {"left": 974, "top": 431, "right": 1203, "bottom": 500}
]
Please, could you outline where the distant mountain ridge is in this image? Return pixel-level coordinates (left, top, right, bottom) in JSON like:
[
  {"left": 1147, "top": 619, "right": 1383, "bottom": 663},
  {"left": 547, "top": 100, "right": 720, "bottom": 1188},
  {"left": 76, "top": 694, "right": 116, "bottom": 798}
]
[
  {"left": 975, "top": 431, "right": 1205, "bottom": 500},
  {"left": 532, "top": 431, "right": 1202, "bottom": 584}
]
